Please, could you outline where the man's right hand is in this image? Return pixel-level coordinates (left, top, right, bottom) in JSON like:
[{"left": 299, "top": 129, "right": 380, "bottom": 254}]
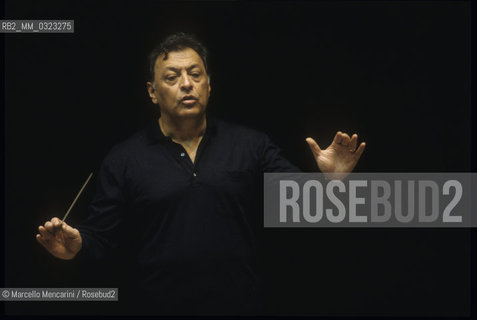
[{"left": 36, "top": 217, "right": 82, "bottom": 260}]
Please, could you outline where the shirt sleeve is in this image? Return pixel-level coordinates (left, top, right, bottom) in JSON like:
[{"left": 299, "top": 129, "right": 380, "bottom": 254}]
[
  {"left": 76, "top": 149, "right": 129, "bottom": 261},
  {"left": 259, "top": 133, "right": 301, "bottom": 173}
]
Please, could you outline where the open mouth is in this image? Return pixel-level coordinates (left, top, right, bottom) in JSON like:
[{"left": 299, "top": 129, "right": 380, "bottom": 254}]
[{"left": 181, "top": 96, "right": 198, "bottom": 106}]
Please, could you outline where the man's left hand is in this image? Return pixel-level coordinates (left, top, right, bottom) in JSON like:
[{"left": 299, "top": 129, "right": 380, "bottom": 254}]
[{"left": 306, "top": 131, "right": 366, "bottom": 180}]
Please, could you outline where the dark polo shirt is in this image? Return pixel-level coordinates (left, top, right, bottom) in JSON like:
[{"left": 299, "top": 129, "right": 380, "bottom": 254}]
[{"left": 77, "top": 118, "right": 298, "bottom": 315}]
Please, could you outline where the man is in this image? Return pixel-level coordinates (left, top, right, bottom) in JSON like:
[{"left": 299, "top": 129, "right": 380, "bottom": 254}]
[{"left": 36, "top": 32, "right": 365, "bottom": 315}]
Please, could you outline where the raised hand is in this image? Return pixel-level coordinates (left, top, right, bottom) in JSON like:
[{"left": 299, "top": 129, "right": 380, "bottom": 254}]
[
  {"left": 36, "top": 217, "right": 82, "bottom": 260},
  {"left": 306, "top": 131, "right": 366, "bottom": 180}
]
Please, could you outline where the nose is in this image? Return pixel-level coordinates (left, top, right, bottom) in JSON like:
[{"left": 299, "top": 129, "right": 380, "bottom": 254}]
[{"left": 179, "top": 72, "right": 193, "bottom": 91}]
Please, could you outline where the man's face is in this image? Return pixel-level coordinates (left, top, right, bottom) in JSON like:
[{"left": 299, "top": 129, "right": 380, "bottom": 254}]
[{"left": 147, "top": 48, "right": 211, "bottom": 119}]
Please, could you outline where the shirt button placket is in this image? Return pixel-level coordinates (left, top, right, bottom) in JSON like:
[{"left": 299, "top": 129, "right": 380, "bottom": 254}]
[{"left": 179, "top": 151, "right": 196, "bottom": 178}]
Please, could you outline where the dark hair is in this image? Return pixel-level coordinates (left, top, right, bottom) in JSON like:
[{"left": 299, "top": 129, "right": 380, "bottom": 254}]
[{"left": 147, "top": 32, "right": 209, "bottom": 83}]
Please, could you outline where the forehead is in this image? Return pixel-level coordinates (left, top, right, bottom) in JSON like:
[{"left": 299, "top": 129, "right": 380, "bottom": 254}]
[{"left": 154, "top": 48, "right": 205, "bottom": 73}]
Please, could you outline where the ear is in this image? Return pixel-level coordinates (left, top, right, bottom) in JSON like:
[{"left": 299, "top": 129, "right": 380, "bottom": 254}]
[
  {"left": 146, "top": 82, "right": 159, "bottom": 104},
  {"left": 207, "top": 77, "right": 211, "bottom": 97}
]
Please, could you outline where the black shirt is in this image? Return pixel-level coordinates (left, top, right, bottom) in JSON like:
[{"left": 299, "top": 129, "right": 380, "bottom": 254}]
[{"left": 77, "top": 118, "right": 299, "bottom": 315}]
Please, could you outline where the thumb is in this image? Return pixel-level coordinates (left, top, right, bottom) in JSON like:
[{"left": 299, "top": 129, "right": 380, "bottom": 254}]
[{"left": 306, "top": 137, "right": 322, "bottom": 158}]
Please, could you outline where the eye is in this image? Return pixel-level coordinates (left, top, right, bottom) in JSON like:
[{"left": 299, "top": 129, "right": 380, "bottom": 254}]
[
  {"left": 166, "top": 76, "right": 177, "bottom": 81},
  {"left": 190, "top": 71, "right": 201, "bottom": 79}
]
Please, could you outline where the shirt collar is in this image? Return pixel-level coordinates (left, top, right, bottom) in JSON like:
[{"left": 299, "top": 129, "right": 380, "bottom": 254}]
[{"left": 146, "top": 116, "right": 218, "bottom": 145}]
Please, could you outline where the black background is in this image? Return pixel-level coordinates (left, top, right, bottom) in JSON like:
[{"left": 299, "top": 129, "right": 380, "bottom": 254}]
[{"left": 1, "top": 0, "right": 472, "bottom": 317}]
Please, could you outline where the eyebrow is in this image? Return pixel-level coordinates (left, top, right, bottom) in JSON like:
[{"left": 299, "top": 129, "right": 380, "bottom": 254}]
[{"left": 164, "top": 64, "right": 201, "bottom": 73}]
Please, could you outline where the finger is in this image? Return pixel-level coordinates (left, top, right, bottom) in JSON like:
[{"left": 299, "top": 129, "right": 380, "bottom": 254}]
[
  {"left": 38, "top": 226, "right": 55, "bottom": 240},
  {"left": 51, "top": 218, "right": 65, "bottom": 233},
  {"left": 44, "top": 221, "right": 55, "bottom": 233},
  {"left": 354, "top": 142, "right": 366, "bottom": 160},
  {"left": 36, "top": 233, "right": 48, "bottom": 242},
  {"left": 45, "top": 220, "right": 63, "bottom": 234},
  {"left": 332, "top": 131, "right": 343, "bottom": 145},
  {"left": 349, "top": 134, "right": 358, "bottom": 152},
  {"left": 36, "top": 234, "right": 50, "bottom": 247},
  {"left": 51, "top": 217, "right": 62, "bottom": 229},
  {"left": 340, "top": 133, "right": 351, "bottom": 147},
  {"left": 305, "top": 137, "right": 322, "bottom": 157}
]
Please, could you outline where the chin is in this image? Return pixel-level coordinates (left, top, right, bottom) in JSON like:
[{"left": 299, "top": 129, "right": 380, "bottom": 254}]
[{"left": 177, "top": 108, "right": 205, "bottom": 118}]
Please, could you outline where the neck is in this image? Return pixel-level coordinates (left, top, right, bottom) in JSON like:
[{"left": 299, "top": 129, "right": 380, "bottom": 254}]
[{"left": 158, "top": 114, "right": 207, "bottom": 143}]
